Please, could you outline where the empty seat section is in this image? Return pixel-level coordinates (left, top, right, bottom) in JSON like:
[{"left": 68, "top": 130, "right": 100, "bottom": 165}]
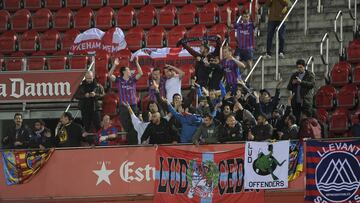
[
  {"left": 207, "top": 23, "right": 227, "bottom": 43},
  {"left": 102, "top": 91, "right": 119, "bottom": 117},
  {"left": 315, "top": 108, "right": 328, "bottom": 124},
  {"left": 48, "top": 51, "right": 68, "bottom": 70},
  {"left": 148, "top": 0, "right": 167, "bottom": 7},
  {"left": 125, "top": 27, "right": 144, "bottom": 51},
  {"left": 69, "top": 53, "right": 89, "bottom": 69},
  {"left": 167, "top": 25, "right": 186, "bottom": 47},
  {"left": 24, "top": 0, "right": 42, "bottom": 11},
  {"left": 95, "top": 51, "right": 110, "bottom": 87},
  {"left": 54, "top": 8, "right": 73, "bottom": 31},
  {"left": 352, "top": 63, "right": 360, "bottom": 85},
  {"left": 116, "top": 6, "right": 135, "bottom": 30},
  {"left": 198, "top": 3, "right": 219, "bottom": 26},
  {"left": 315, "top": 85, "right": 336, "bottom": 110},
  {"left": 330, "top": 61, "right": 351, "bottom": 87},
  {"left": 337, "top": 84, "right": 358, "bottom": 109},
  {"left": 137, "top": 5, "right": 156, "bottom": 29},
  {"left": 177, "top": 4, "right": 198, "bottom": 28},
  {"left": 219, "top": 2, "right": 239, "bottom": 24},
  {"left": 32, "top": 8, "right": 53, "bottom": 32},
  {"left": 329, "top": 108, "right": 349, "bottom": 136},
  {"left": 19, "top": 30, "right": 39, "bottom": 53},
  {"left": 347, "top": 39, "right": 360, "bottom": 63},
  {"left": 27, "top": 51, "right": 46, "bottom": 70},
  {"left": 146, "top": 26, "right": 165, "bottom": 48},
  {"left": 113, "top": 49, "right": 132, "bottom": 67},
  {"left": 66, "top": 0, "right": 84, "bottom": 10},
  {"left": 0, "top": 31, "right": 17, "bottom": 54},
  {"left": 351, "top": 108, "right": 360, "bottom": 125},
  {"left": 95, "top": 7, "right": 115, "bottom": 30},
  {"left": 108, "top": 0, "right": 125, "bottom": 8},
  {"left": 44, "top": 0, "right": 64, "bottom": 11},
  {"left": 3, "top": 0, "right": 22, "bottom": 12},
  {"left": 127, "top": 0, "right": 146, "bottom": 8},
  {"left": 0, "top": 10, "right": 10, "bottom": 33},
  {"left": 157, "top": 5, "right": 177, "bottom": 29},
  {"left": 86, "top": 0, "right": 105, "bottom": 9},
  {"left": 11, "top": 9, "right": 31, "bottom": 33},
  {"left": 40, "top": 29, "right": 60, "bottom": 53},
  {"left": 5, "top": 52, "right": 25, "bottom": 71},
  {"left": 169, "top": 0, "right": 188, "bottom": 7},
  {"left": 186, "top": 24, "right": 207, "bottom": 46},
  {"left": 74, "top": 7, "right": 94, "bottom": 30},
  {"left": 136, "top": 65, "right": 153, "bottom": 90},
  {"left": 62, "top": 29, "right": 80, "bottom": 51}
]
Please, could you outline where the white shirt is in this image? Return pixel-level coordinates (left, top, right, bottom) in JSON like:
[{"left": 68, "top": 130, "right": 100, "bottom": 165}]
[
  {"left": 130, "top": 114, "right": 150, "bottom": 144},
  {"left": 165, "top": 75, "right": 182, "bottom": 103}
]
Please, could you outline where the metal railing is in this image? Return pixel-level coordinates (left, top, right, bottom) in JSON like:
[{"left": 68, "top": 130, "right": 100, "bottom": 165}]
[
  {"left": 245, "top": 55, "right": 264, "bottom": 89},
  {"left": 334, "top": 10, "right": 343, "bottom": 55},
  {"left": 306, "top": 56, "right": 314, "bottom": 73},
  {"left": 320, "top": 33, "right": 329, "bottom": 76},
  {"left": 318, "top": 0, "right": 323, "bottom": 13},
  {"left": 275, "top": 0, "right": 300, "bottom": 80},
  {"left": 304, "top": 0, "right": 308, "bottom": 35},
  {"left": 348, "top": 0, "right": 358, "bottom": 33}
]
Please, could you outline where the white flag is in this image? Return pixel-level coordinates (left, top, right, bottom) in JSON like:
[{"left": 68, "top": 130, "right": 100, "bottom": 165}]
[{"left": 244, "top": 140, "right": 289, "bottom": 189}]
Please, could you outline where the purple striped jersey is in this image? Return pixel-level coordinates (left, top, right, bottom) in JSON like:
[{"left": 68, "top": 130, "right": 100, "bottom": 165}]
[
  {"left": 116, "top": 75, "right": 138, "bottom": 105},
  {"left": 221, "top": 59, "right": 241, "bottom": 86},
  {"left": 148, "top": 77, "right": 167, "bottom": 101},
  {"left": 234, "top": 21, "right": 255, "bottom": 50}
]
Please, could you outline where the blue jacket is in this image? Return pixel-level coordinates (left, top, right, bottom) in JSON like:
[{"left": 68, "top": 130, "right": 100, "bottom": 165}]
[{"left": 168, "top": 104, "right": 202, "bottom": 143}]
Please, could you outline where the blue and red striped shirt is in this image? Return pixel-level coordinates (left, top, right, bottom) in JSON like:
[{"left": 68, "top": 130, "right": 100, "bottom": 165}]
[
  {"left": 148, "top": 77, "right": 167, "bottom": 102},
  {"left": 116, "top": 75, "right": 138, "bottom": 105},
  {"left": 97, "top": 126, "right": 118, "bottom": 146},
  {"left": 234, "top": 21, "right": 255, "bottom": 50},
  {"left": 221, "top": 59, "right": 241, "bottom": 86}
]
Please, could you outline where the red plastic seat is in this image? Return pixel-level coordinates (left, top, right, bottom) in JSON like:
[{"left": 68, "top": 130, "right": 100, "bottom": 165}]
[
  {"left": 220, "top": 2, "right": 239, "bottom": 24},
  {"left": 330, "top": 61, "right": 351, "bottom": 87},
  {"left": 179, "top": 64, "right": 195, "bottom": 88},
  {"left": 347, "top": 39, "right": 360, "bottom": 63},
  {"left": 0, "top": 31, "right": 17, "bottom": 54},
  {"left": 127, "top": 0, "right": 146, "bottom": 8},
  {"left": 329, "top": 108, "right": 349, "bottom": 136},
  {"left": 0, "top": 10, "right": 10, "bottom": 33},
  {"left": 157, "top": 5, "right": 177, "bottom": 29},
  {"left": 69, "top": 53, "right": 89, "bottom": 69},
  {"left": 48, "top": 51, "right": 68, "bottom": 70},
  {"left": 186, "top": 24, "right": 207, "bottom": 46},
  {"left": 102, "top": 91, "right": 119, "bottom": 117},
  {"left": 40, "top": 29, "right": 60, "bottom": 53},
  {"left": 137, "top": 5, "right": 156, "bottom": 29},
  {"left": 44, "top": 0, "right": 63, "bottom": 11},
  {"left": 136, "top": 65, "right": 153, "bottom": 90},
  {"left": 19, "top": 30, "right": 39, "bottom": 53},
  {"left": 54, "top": 8, "right": 73, "bottom": 31},
  {"left": 24, "top": 0, "right": 42, "bottom": 11},
  {"left": 125, "top": 27, "right": 144, "bottom": 51},
  {"left": 169, "top": 0, "right": 188, "bottom": 7},
  {"left": 337, "top": 84, "right": 358, "bottom": 109},
  {"left": 87, "top": 0, "right": 104, "bottom": 9},
  {"left": 27, "top": 51, "right": 46, "bottom": 70},
  {"left": 5, "top": 52, "right": 25, "bottom": 71},
  {"left": 148, "top": 0, "right": 167, "bottom": 7},
  {"left": 146, "top": 26, "right": 165, "bottom": 48},
  {"left": 351, "top": 108, "right": 360, "bottom": 125},
  {"left": 62, "top": 29, "right": 80, "bottom": 51},
  {"left": 315, "top": 108, "right": 328, "bottom": 124},
  {"left": 353, "top": 64, "right": 360, "bottom": 85},
  {"left": 74, "top": 7, "right": 94, "bottom": 31},
  {"left": 116, "top": 6, "right": 135, "bottom": 30},
  {"left": 3, "top": 0, "right": 22, "bottom": 12},
  {"left": 208, "top": 23, "right": 227, "bottom": 42},
  {"left": 11, "top": 9, "right": 31, "bottom": 33},
  {"left": 95, "top": 51, "right": 110, "bottom": 87},
  {"left": 177, "top": 4, "right": 198, "bottom": 28},
  {"left": 198, "top": 3, "right": 219, "bottom": 26},
  {"left": 108, "top": 0, "right": 125, "bottom": 8},
  {"left": 95, "top": 7, "right": 115, "bottom": 30},
  {"left": 167, "top": 25, "right": 186, "bottom": 47},
  {"left": 228, "top": 29, "right": 237, "bottom": 49},
  {"left": 66, "top": 0, "right": 84, "bottom": 10},
  {"left": 315, "top": 85, "right": 337, "bottom": 110},
  {"left": 113, "top": 48, "right": 132, "bottom": 67},
  {"left": 32, "top": 8, "right": 53, "bottom": 32}
]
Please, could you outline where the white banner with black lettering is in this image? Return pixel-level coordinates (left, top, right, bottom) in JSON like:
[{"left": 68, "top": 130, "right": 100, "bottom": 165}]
[{"left": 244, "top": 140, "right": 290, "bottom": 189}]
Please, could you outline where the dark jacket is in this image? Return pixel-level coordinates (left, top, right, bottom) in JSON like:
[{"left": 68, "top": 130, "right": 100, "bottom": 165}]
[
  {"left": 2, "top": 124, "right": 31, "bottom": 149},
  {"left": 265, "top": 0, "right": 289, "bottom": 21},
  {"left": 219, "top": 122, "right": 244, "bottom": 142},
  {"left": 141, "top": 118, "right": 178, "bottom": 144},
  {"left": 192, "top": 119, "right": 221, "bottom": 144},
  {"left": 251, "top": 123, "right": 273, "bottom": 141},
  {"left": 255, "top": 88, "right": 280, "bottom": 119},
  {"left": 75, "top": 80, "right": 105, "bottom": 111},
  {"left": 287, "top": 70, "right": 315, "bottom": 109},
  {"left": 56, "top": 122, "right": 85, "bottom": 147},
  {"left": 29, "top": 127, "right": 56, "bottom": 148}
]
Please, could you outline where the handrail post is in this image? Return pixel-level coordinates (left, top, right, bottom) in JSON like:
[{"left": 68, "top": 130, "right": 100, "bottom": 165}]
[
  {"left": 317, "top": 0, "right": 322, "bottom": 13},
  {"left": 348, "top": 0, "right": 358, "bottom": 33},
  {"left": 320, "top": 33, "right": 329, "bottom": 77},
  {"left": 334, "top": 11, "right": 343, "bottom": 55},
  {"left": 261, "top": 57, "right": 264, "bottom": 89},
  {"left": 244, "top": 55, "right": 264, "bottom": 88},
  {"left": 304, "top": 0, "right": 307, "bottom": 35},
  {"left": 249, "top": 0, "right": 253, "bottom": 17},
  {"left": 306, "top": 56, "right": 314, "bottom": 73}
]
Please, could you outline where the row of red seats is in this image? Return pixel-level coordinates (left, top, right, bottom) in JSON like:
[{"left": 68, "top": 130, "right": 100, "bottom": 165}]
[
  {"left": 315, "top": 83, "right": 359, "bottom": 110},
  {"left": 2, "top": 0, "right": 251, "bottom": 12},
  {"left": 0, "top": 2, "right": 245, "bottom": 33}
]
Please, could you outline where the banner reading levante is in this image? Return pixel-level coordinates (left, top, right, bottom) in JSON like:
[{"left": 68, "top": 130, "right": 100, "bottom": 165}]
[
  {"left": 305, "top": 140, "right": 360, "bottom": 203},
  {"left": 154, "top": 147, "right": 264, "bottom": 203},
  {"left": 1, "top": 149, "right": 54, "bottom": 185},
  {"left": 244, "top": 141, "right": 289, "bottom": 189}
]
